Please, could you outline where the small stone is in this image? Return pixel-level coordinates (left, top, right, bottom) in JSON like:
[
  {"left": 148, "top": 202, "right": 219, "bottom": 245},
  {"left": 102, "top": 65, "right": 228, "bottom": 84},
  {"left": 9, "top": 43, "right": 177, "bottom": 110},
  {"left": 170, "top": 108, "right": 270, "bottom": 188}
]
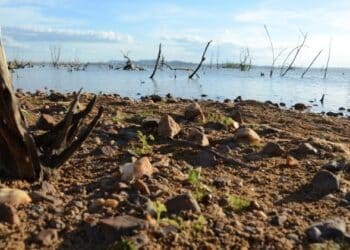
[
  {"left": 294, "top": 103, "right": 308, "bottom": 111},
  {"left": 104, "top": 199, "right": 119, "bottom": 209},
  {"left": 184, "top": 102, "right": 205, "bottom": 122},
  {"left": 186, "top": 127, "right": 209, "bottom": 146},
  {"left": 0, "top": 203, "right": 20, "bottom": 224},
  {"left": 213, "top": 177, "right": 231, "bottom": 188},
  {"left": 120, "top": 157, "right": 153, "bottom": 182},
  {"left": 270, "top": 215, "right": 287, "bottom": 226},
  {"left": 35, "top": 229, "right": 58, "bottom": 246},
  {"left": 0, "top": 188, "right": 32, "bottom": 207},
  {"left": 311, "top": 170, "right": 340, "bottom": 195},
  {"left": 94, "top": 215, "right": 149, "bottom": 243},
  {"left": 36, "top": 114, "right": 56, "bottom": 130},
  {"left": 306, "top": 218, "right": 347, "bottom": 243},
  {"left": 286, "top": 155, "right": 299, "bottom": 167},
  {"left": 295, "top": 143, "right": 318, "bottom": 156},
  {"left": 196, "top": 150, "right": 217, "bottom": 167},
  {"left": 142, "top": 118, "right": 160, "bottom": 129},
  {"left": 231, "top": 110, "right": 243, "bottom": 124},
  {"left": 234, "top": 127, "right": 261, "bottom": 144},
  {"left": 255, "top": 210, "right": 268, "bottom": 220},
  {"left": 165, "top": 193, "right": 201, "bottom": 214},
  {"left": 93, "top": 145, "right": 117, "bottom": 157},
  {"left": 158, "top": 115, "right": 181, "bottom": 139},
  {"left": 322, "top": 161, "right": 346, "bottom": 173},
  {"left": 94, "top": 137, "right": 102, "bottom": 145},
  {"left": 261, "top": 142, "right": 285, "bottom": 157}
]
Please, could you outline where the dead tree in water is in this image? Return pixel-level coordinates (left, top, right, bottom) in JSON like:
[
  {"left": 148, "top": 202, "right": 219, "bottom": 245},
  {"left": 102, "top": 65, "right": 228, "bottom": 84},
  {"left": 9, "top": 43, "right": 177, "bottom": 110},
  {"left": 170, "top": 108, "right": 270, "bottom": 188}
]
[
  {"left": 162, "top": 61, "right": 197, "bottom": 79},
  {"left": 121, "top": 51, "right": 144, "bottom": 71},
  {"left": 150, "top": 43, "right": 162, "bottom": 79},
  {"left": 50, "top": 45, "right": 61, "bottom": 68},
  {"left": 189, "top": 40, "right": 212, "bottom": 79},
  {"left": 301, "top": 49, "right": 323, "bottom": 78},
  {"left": 239, "top": 48, "right": 252, "bottom": 71},
  {"left": 0, "top": 40, "right": 103, "bottom": 181},
  {"left": 264, "top": 25, "right": 275, "bottom": 77},
  {"left": 323, "top": 39, "right": 332, "bottom": 79},
  {"left": 281, "top": 33, "right": 308, "bottom": 77}
]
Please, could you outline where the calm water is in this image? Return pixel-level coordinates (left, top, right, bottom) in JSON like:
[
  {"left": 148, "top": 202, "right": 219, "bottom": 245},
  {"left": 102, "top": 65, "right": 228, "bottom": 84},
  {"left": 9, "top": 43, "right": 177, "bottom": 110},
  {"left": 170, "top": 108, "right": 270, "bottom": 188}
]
[{"left": 12, "top": 65, "right": 350, "bottom": 114}]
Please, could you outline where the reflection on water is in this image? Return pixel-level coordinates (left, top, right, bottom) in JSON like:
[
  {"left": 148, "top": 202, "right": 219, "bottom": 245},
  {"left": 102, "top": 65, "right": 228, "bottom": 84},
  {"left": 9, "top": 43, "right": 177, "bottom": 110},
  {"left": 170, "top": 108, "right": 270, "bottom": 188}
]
[{"left": 12, "top": 65, "right": 350, "bottom": 113}]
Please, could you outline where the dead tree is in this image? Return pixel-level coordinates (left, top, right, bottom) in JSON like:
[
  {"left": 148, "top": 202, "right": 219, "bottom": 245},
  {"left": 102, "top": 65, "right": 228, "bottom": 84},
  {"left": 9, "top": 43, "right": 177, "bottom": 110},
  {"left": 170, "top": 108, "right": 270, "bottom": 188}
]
[
  {"left": 150, "top": 43, "right": 162, "bottom": 79},
  {"left": 163, "top": 61, "right": 197, "bottom": 79},
  {"left": 121, "top": 51, "right": 144, "bottom": 71},
  {"left": 323, "top": 39, "right": 332, "bottom": 79},
  {"left": 50, "top": 45, "right": 61, "bottom": 68},
  {"left": 301, "top": 49, "right": 323, "bottom": 78},
  {"left": 0, "top": 40, "right": 103, "bottom": 181},
  {"left": 264, "top": 25, "right": 275, "bottom": 77},
  {"left": 239, "top": 48, "right": 252, "bottom": 71},
  {"left": 281, "top": 33, "right": 308, "bottom": 77},
  {"left": 189, "top": 40, "right": 212, "bottom": 79}
]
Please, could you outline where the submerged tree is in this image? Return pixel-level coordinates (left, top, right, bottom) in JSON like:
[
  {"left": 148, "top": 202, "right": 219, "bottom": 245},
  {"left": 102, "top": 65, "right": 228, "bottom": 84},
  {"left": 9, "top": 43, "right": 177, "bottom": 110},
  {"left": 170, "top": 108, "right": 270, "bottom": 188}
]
[
  {"left": 0, "top": 39, "right": 103, "bottom": 181},
  {"left": 49, "top": 45, "right": 61, "bottom": 68},
  {"left": 239, "top": 48, "right": 252, "bottom": 71}
]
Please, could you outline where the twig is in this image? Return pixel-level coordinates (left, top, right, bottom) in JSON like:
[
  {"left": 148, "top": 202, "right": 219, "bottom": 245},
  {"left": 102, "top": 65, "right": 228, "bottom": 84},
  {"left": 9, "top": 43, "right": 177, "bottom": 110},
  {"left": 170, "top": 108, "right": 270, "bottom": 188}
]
[
  {"left": 301, "top": 49, "right": 323, "bottom": 78},
  {"left": 189, "top": 40, "right": 212, "bottom": 79},
  {"left": 150, "top": 43, "right": 162, "bottom": 79},
  {"left": 323, "top": 39, "right": 332, "bottom": 79}
]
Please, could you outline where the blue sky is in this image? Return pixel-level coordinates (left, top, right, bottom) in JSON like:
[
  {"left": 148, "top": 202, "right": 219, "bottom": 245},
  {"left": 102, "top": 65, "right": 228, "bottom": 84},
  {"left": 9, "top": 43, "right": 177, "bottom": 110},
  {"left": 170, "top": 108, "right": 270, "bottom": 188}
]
[{"left": 1, "top": 0, "right": 350, "bottom": 67}]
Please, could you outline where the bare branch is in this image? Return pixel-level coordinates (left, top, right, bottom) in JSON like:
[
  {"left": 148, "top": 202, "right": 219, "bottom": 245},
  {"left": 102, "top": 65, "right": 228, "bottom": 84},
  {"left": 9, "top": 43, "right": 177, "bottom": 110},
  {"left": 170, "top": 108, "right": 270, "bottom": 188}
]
[
  {"left": 323, "top": 39, "right": 332, "bottom": 79},
  {"left": 189, "top": 40, "right": 213, "bottom": 79},
  {"left": 150, "top": 43, "right": 162, "bottom": 79},
  {"left": 301, "top": 49, "right": 323, "bottom": 78}
]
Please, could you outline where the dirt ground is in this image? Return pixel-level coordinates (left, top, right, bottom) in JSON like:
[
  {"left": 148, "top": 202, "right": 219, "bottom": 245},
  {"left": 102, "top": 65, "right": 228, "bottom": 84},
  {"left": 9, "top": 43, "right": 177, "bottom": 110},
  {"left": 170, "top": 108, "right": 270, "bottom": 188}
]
[{"left": 0, "top": 92, "right": 349, "bottom": 250}]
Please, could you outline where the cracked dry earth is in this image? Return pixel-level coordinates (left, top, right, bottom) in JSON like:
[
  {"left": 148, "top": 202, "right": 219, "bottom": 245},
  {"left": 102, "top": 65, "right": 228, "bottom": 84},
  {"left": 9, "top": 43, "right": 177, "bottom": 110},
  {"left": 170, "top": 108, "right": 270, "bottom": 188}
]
[{"left": 0, "top": 92, "right": 350, "bottom": 250}]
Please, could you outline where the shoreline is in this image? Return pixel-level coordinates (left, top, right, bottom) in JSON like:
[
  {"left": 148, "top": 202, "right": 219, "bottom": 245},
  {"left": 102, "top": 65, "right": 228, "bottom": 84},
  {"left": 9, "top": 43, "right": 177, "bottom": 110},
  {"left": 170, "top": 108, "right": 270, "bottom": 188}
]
[{"left": 1, "top": 91, "right": 350, "bottom": 249}]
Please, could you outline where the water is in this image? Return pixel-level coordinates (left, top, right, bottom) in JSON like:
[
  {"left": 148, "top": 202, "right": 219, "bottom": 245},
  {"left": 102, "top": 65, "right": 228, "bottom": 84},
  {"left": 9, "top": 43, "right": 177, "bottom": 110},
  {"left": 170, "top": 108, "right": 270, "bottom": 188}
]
[{"left": 11, "top": 64, "right": 350, "bottom": 114}]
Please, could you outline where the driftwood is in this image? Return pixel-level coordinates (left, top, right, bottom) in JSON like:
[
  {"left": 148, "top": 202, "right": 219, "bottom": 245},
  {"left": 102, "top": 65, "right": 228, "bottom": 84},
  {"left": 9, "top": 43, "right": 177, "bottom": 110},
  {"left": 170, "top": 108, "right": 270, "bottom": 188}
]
[
  {"left": 150, "top": 43, "right": 162, "bottom": 79},
  {"left": 162, "top": 61, "right": 197, "bottom": 79},
  {"left": 189, "top": 40, "right": 212, "bottom": 79},
  {"left": 301, "top": 49, "right": 323, "bottom": 78},
  {"left": 0, "top": 40, "right": 103, "bottom": 181},
  {"left": 281, "top": 33, "right": 308, "bottom": 77},
  {"left": 323, "top": 39, "right": 332, "bottom": 79}
]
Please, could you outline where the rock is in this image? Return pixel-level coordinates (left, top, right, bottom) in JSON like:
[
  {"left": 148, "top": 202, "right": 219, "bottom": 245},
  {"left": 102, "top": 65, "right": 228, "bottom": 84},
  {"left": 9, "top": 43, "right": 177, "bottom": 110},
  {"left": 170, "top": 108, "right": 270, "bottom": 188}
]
[
  {"left": 0, "top": 203, "right": 20, "bottom": 224},
  {"left": 142, "top": 118, "right": 160, "bottom": 129},
  {"left": 184, "top": 102, "right": 205, "bottom": 122},
  {"left": 149, "top": 94, "right": 163, "bottom": 102},
  {"left": 270, "top": 215, "right": 287, "bottom": 226},
  {"left": 345, "top": 192, "right": 350, "bottom": 202},
  {"left": 165, "top": 193, "right": 201, "bottom": 214},
  {"left": 261, "top": 142, "right": 285, "bottom": 157},
  {"left": 322, "top": 160, "right": 347, "bottom": 173},
  {"left": 286, "top": 155, "right": 299, "bottom": 167},
  {"left": 48, "top": 92, "right": 66, "bottom": 101},
  {"left": 36, "top": 114, "right": 56, "bottom": 130},
  {"left": 120, "top": 157, "right": 153, "bottom": 182},
  {"left": 295, "top": 143, "right": 318, "bottom": 156},
  {"left": 311, "top": 170, "right": 340, "bottom": 195},
  {"left": 104, "top": 199, "right": 119, "bottom": 209},
  {"left": 158, "top": 115, "right": 181, "bottom": 139},
  {"left": 234, "top": 127, "right": 261, "bottom": 144},
  {"left": 306, "top": 218, "right": 349, "bottom": 243},
  {"left": 35, "top": 229, "right": 58, "bottom": 246},
  {"left": 196, "top": 150, "right": 217, "bottom": 167},
  {"left": 94, "top": 215, "right": 149, "bottom": 243},
  {"left": 213, "top": 177, "right": 231, "bottom": 188},
  {"left": 294, "top": 103, "right": 307, "bottom": 111},
  {"left": 93, "top": 145, "right": 117, "bottom": 157},
  {"left": 133, "top": 179, "right": 151, "bottom": 195},
  {"left": 0, "top": 188, "right": 31, "bottom": 207},
  {"left": 186, "top": 127, "right": 209, "bottom": 146},
  {"left": 231, "top": 110, "right": 243, "bottom": 124}
]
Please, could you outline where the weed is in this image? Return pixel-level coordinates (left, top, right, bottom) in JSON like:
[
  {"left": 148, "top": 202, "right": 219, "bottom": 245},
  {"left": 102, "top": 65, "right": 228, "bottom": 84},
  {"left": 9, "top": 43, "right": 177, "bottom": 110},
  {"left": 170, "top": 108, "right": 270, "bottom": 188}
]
[
  {"left": 206, "top": 113, "right": 235, "bottom": 129},
  {"left": 187, "top": 168, "right": 210, "bottom": 201},
  {"left": 111, "top": 239, "right": 137, "bottom": 250},
  {"left": 147, "top": 200, "right": 167, "bottom": 222},
  {"left": 130, "top": 131, "right": 154, "bottom": 156},
  {"left": 227, "top": 195, "right": 251, "bottom": 212}
]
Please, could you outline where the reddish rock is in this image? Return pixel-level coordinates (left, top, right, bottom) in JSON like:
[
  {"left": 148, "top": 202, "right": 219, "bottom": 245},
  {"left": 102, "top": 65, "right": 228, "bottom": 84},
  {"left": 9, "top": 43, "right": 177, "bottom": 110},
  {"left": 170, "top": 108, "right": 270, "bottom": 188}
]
[
  {"left": 0, "top": 203, "right": 20, "bottom": 224},
  {"left": 184, "top": 102, "right": 206, "bottom": 122},
  {"left": 165, "top": 193, "right": 201, "bottom": 214},
  {"left": 36, "top": 114, "right": 56, "bottom": 130},
  {"left": 158, "top": 115, "right": 181, "bottom": 139},
  {"left": 35, "top": 229, "right": 58, "bottom": 246}
]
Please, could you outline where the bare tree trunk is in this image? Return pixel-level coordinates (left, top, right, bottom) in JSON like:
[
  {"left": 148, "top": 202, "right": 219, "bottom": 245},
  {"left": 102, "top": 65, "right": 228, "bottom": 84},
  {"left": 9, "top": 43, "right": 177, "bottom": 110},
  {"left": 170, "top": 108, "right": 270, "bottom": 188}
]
[
  {"left": 150, "top": 43, "right": 162, "bottom": 79},
  {"left": 50, "top": 45, "right": 61, "bottom": 68},
  {"left": 281, "top": 34, "right": 308, "bottom": 77},
  {"left": 301, "top": 49, "right": 323, "bottom": 78},
  {"left": 0, "top": 39, "right": 103, "bottom": 181},
  {"left": 189, "top": 40, "right": 212, "bottom": 79},
  {"left": 264, "top": 25, "right": 275, "bottom": 77},
  {"left": 323, "top": 39, "right": 332, "bottom": 79}
]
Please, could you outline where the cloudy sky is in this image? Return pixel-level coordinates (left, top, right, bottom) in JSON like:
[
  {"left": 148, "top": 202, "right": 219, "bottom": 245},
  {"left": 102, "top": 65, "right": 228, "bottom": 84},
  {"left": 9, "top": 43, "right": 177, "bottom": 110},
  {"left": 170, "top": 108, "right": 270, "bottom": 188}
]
[{"left": 1, "top": 0, "right": 349, "bottom": 67}]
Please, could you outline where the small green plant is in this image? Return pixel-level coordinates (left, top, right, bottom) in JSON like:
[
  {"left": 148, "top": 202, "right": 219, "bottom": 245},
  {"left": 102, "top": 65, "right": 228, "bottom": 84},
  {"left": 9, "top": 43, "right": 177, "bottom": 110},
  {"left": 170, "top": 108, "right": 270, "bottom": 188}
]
[
  {"left": 147, "top": 200, "right": 167, "bottom": 222},
  {"left": 111, "top": 112, "right": 128, "bottom": 124},
  {"left": 227, "top": 195, "right": 251, "bottom": 212},
  {"left": 206, "top": 113, "right": 235, "bottom": 129},
  {"left": 111, "top": 239, "right": 137, "bottom": 250},
  {"left": 187, "top": 168, "right": 210, "bottom": 201},
  {"left": 130, "top": 131, "right": 154, "bottom": 156}
]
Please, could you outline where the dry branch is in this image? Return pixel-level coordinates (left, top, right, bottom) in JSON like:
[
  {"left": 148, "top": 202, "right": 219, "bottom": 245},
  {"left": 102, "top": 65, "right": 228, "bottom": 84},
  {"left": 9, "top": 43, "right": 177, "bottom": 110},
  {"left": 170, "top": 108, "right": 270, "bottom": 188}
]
[
  {"left": 323, "top": 39, "right": 332, "bottom": 79},
  {"left": 301, "top": 49, "right": 323, "bottom": 78},
  {"left": 189, "top": 40, "right": 212, "bottom": 79},
  {"left": 264, "top": 25, "right": 275, "bottom": 77},
  {"left": 150, "top": 43, "right": 162, "bottom": 79}
]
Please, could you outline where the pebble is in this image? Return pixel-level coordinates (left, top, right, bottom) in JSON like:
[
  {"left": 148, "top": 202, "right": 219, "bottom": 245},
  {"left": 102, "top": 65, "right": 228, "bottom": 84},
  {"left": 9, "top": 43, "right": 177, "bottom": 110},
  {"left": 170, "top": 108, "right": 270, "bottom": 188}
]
[
  {"left": 261, "top": 142, "right": 285, "bottom": 157},
  {"left": 306, "top": 218, "right": 349, "bottom": 243},
  {"left": 234, "top": 127, "right": 261, "bottom": 144},
  {"left": 165, "top": 193, "right": 201, "bottom": 214},
  {"left": 35, "top": 229, "right": 58, "bottom": 246},
  {"left": 311, "top": 170, "right": 340, "bottom": 195},
  {"left": 0, "top": 188, "right": 32, "bottom": 207},
  {"left": 158, "top": 115, "right": 181, "bottom": 139},
  {"left": 184, "top": 102, "right": 206, "bottom": 122},
  {"left": 0, "top": 203, "right": 20, "bottom": 224}
]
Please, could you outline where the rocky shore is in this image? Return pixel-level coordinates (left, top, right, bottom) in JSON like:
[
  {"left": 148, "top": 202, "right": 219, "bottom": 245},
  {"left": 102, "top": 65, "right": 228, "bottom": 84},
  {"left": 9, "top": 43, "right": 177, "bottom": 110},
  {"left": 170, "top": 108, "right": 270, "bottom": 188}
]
[{"left": 0, "top": 90, "right": 349, "bottom": 249}]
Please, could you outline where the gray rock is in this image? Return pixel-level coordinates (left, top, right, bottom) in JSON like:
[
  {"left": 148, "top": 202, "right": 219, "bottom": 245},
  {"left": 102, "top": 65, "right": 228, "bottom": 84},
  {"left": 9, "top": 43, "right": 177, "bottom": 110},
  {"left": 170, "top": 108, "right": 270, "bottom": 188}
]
[
  {"left": 322, "top": 160, "right": 347, "bottom": 173},
  {"left": 93, "top": 215, "right": 149, "bottom": 243},
  {"left": 165, "top": 193, "right": 201, "bottom": 214},
  {"left": 311, "top": 170, "right": 340, "bottom": 195},
  {"left": 196, "top": 150, "right": 217, "bottom": 167},
  {"left": 0, "top": 203, "right": 19, "bottom": 224},
  {"left": 270, "top": 215, "right": 287, "bottom": 226},
  {"left": 306, "top": 218, "right": 350, "bottom": 243},
  {"left": 142, "top": 118, "right": 160, "bottom": 129},
  {"left": 261, "top": 142, "right": 285, "bottom": 157},
  {"left": 295, "top": 143, "right": 318, "bottom": 156}
]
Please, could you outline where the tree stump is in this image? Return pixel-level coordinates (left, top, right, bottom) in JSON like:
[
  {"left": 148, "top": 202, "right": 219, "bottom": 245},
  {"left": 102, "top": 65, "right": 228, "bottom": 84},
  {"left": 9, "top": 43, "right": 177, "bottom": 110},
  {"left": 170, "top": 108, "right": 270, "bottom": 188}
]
[{"left": 0, "top": 39, "right": 103, "bottom": 181}]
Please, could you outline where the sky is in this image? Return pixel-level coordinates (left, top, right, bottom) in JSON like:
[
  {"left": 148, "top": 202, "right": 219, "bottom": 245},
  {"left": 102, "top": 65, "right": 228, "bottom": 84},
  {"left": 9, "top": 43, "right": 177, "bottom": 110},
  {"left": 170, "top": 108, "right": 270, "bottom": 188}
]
[{"left": 1, "top": 0, "right": 350, "bottom": 67}]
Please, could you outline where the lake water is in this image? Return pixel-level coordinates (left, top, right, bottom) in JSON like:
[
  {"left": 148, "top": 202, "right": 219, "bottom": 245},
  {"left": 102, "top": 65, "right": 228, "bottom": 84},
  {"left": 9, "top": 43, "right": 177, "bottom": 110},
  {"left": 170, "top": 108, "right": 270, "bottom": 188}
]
[{"left": 11, "top": 64, "right": 350, "bottom": 114}]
